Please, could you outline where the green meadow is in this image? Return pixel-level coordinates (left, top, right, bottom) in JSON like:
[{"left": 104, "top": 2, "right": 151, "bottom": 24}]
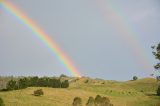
[{"left": 0, "top": 77, "right": 160, "bottom": 106}]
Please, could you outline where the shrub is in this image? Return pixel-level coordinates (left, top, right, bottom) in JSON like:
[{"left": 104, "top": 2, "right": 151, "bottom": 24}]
[
  {"left": 95, "top": 95, "right": 102, "bottom": 105},
  {"left": 85, "top": 79, "right": 89, "bottom": 83},
  {"left": 72, "top": 97, "right": 82, "bottom": 106},
  {"left": 157, "top": 85, "right": 160, "bottom": 96},
  {"left": 94, "top": 95, "right": 113, "bottom": 106},
  {"left": 86, "top": 96, "right": 94, "bottom": 106},
  {"left": 0, "top": 97, "right": 5, "bottom": 106},
  {"left": 133, "top": 76, "right": 138, "bottom": 81},
  {"left": 33, "top": 89, "right": 44, "bottom": 96}
]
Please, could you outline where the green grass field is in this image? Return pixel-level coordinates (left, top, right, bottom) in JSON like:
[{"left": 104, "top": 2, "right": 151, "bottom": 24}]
[{"left": 0, "top": 77, "right": 160, "bottom": 106}]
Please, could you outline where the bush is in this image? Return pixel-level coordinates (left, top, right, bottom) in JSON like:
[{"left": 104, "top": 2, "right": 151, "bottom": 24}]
[
  {"left": 86, "top": 96, "right": 94, "bottom": 106},
  {"left": 94, "top": 95, "right": 113, "bottom": 106},
  {"left": 72, "top": 97, "right": 82, "bottom": 106},
  {"left": 33, "top": 89, "right": 44, "bottom": 96},
  {"left": 133, "top": 76, "right": 138, "bottom": 81},
  {"left": 0, "top": 97, "right": 5, "bottom": 106},
  {"left": 157, "top": 85, "right": 160, "bottom": 96}
]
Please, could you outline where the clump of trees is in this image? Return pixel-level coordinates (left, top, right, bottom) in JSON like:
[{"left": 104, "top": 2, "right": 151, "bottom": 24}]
[
  {"left": 133, "top": 76, "right": 138, "bottom": 81},
  {"left": 33, "top": 89, "right": 44, "bottom": 96},
  {"left": 6, "top": 76, "right": 69, "bottom": 91},
  {"left": 72, "top": 95, "right": 113, "bottom": 106},
  {"left": 0, "top": 97, "right": 5, "bottom": 106}
]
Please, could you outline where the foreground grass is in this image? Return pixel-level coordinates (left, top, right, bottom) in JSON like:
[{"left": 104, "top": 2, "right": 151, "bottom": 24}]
[{"left": 0, "top": 78, "right": 160, "bottom": 106}]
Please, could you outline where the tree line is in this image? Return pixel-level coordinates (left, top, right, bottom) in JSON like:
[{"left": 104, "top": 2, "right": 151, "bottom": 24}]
[{"left": 5, "top": 76, "right": 69, "bottom": 91}]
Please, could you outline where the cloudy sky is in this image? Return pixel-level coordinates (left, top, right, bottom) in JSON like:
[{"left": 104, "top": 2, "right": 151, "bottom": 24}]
[{"left": 0, "top": 0, "right": 160, "bottom": 80}]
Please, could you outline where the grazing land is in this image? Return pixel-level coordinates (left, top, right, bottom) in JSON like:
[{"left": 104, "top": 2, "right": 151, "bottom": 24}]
[{"left": 0, "top": 77, "right": 160, "bottom": 106}]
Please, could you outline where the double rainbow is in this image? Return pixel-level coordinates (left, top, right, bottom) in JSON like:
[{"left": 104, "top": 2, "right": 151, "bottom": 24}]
[
  {"left": 0, "top": 1, "right": 81, "bottom": 77},
  {"left": 95, "top": 0, "right": 153, "bottom": 72}
]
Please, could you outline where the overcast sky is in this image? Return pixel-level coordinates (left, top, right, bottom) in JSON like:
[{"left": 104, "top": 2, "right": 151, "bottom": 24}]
[{"left": 0, "top": 0, "right": 160, "bottom": 80}]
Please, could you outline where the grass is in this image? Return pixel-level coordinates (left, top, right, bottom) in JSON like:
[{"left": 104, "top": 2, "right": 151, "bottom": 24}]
[{"left": 0, "top": 77, "right": 160, "bottom": 106}]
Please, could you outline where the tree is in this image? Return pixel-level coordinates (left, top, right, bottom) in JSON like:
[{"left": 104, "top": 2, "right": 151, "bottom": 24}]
[
  {"left": 0, "top": 97, "right": 5, "bottom": 106},
  {"left": 6, "top": 80, "right": 17, "bottom": 90},
  {"left": 86, "top": 96, "right": 94, "bottom": 106},
  {"left": 72, "top": 97, "right": 82, "bottom": 106},
  {"left": 18, "top": 78, "right": 28, "bottom": 89},
  {"left": 152, "top": 43, "right": 160, "bottom": 96},
  {"left": 157, "top": 85, "right": 160, "bottom": 96},
  {"left": 28, "top": 76, "right": 38, "bottom": 86},
  {"left": 133, "top": 76, "right": 138, "bottom": 81},
  {"left": 60, "top": 74, "right": 67, "bottom": 78},
  {"left": 152, "top": 43, "right": 160, "bottom": 70},
  {"left": 61, "top": 80, "right": 69, "bottom": 88}
]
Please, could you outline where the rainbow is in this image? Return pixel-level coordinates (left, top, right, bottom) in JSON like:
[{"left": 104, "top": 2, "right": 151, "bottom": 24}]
[
  {"left": 0, "top": 1, "right": 81, "bottom": 77},
  {"left": 95, "top": 0, "right": 153, "bottom": 73}
]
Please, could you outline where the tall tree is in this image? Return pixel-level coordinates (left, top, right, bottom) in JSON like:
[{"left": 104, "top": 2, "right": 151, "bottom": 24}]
[
  {"left": 6, "top": 80, "right": 17, "bottom": 90},
  {"left": 152, "top": 43, "right": 160, "bottom": 70}
]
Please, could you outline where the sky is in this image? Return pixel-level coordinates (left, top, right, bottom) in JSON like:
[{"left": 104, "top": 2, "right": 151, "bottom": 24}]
[{"left": 0, "top": 0, "right": 160, "bottom": 80}]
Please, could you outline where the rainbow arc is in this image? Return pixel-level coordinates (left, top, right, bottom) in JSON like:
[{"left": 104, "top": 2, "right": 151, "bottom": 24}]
[{"left": 0, "top": 1, "right": 81, "bottom": 77}]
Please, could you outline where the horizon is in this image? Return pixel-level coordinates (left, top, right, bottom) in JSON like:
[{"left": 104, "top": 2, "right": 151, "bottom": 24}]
[{"left": 0, "top": 0, "right": 160, "bottom": 80}]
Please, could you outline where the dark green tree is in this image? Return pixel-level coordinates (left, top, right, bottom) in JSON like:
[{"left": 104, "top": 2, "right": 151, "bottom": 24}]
[
  {"left": 72, "top": 97, "right": 82, "bottom": 106},
  {"left": 152, "top": 43, "right": 160, "bottom": 96},
  {"left": 0, "top": 97, "right": 5, "bottom": 106},
  {"left": 18, "top": 78, "right": 28, "bottom": 89},
  {"left": 133, "top": 76, "right": 138, "bottom": 81},
  {"left": 28, "top": 76, "right": 38, "bottom": 86},
  {"left": 157, "top": 85, "right": 160, "bottom": 96},
  {"left": 61, "top": 80, "right": 69, "bottom": 88},
  {"left": 152, "top": 43, "right": 160, "bottom": 70},
  {"left": 60, "top": 74, "right": 67, "bottom": 78},
  {"left": 6, "top": 80, "right": 17, "bottom": 90}
]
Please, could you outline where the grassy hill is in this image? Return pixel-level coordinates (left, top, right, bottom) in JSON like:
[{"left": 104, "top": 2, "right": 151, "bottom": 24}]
[{"left": 0, "top": 77, "right": 160, "bottom": 106}]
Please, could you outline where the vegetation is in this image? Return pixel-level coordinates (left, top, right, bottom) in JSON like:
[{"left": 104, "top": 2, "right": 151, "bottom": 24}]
[
  {"left": 0, "top": 77, "right": 160, "bottom": 106},
  {"left": 6, "top": 80, "right": 17, "bottom": 90},
  {"left": 33, "top": 89, "right": 44, "bottom": 96},
  {"left": 5, "top": 77, "right": 69, "bottom": 91},
  {"left": 152, "top": 43, "right": 160, "bottom": 71},
  {"left": 152, "top": 43, "right": 160, "bottom": 96},
  {"left": 0, "top": 97, "right": 5, "bottom": 106},
  {"left": 72, "top": 97, "right": 82, "bottom": 106},
  {"left": 133, "top": 76, "right": 138, "bottom": 81},
  {"left": 157, "top": 85, "right": 160, "bottom": 96},
  {"left": 94, "top": 95, "right": 113, "bottom": 106},
  {"left": 86, "top": 96, "right": 94, "bottom": 106}
]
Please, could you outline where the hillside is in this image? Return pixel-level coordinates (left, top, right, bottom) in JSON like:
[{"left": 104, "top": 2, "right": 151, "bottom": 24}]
[{"left": 0, "top": 77, "right": 160, "bottom": 106}]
